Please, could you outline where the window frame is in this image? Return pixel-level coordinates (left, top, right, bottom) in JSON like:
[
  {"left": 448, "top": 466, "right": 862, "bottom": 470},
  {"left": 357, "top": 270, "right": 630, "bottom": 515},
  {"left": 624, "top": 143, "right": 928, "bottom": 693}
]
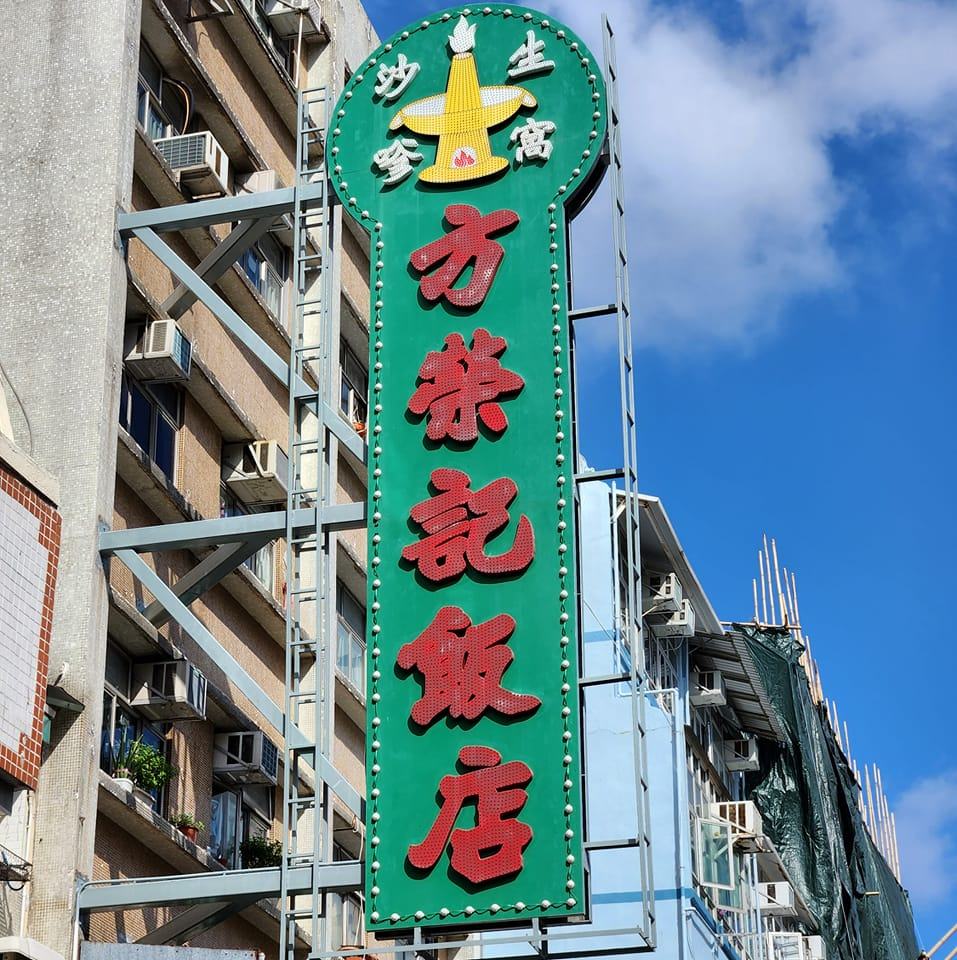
[
  {"left": 335, "top": 580, "right": 366, "bottom": 695},
  {"left": 338, "top": 339, "right": 368, "bottom": 425},
  {"left": 119, "top": 370, "right": 182, "bottom": 481},
  {"left": 100, "top": 643, "right": 170, "bottom": 813},
  {"left": 220, "top": 484, "right": 277, "bottom": 592}
]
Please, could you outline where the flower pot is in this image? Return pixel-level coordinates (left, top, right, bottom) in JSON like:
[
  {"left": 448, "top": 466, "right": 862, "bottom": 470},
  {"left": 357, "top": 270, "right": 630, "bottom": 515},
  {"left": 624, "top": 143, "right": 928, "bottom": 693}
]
[
  {"left": 112, "top": 776, "right": 134, "bottom": 793},
  {"left": 178, "top": 825, "right": 199, "bottom": 843},
  {"left": 133, "top": 786, "right": 154, "bottom": 807}
]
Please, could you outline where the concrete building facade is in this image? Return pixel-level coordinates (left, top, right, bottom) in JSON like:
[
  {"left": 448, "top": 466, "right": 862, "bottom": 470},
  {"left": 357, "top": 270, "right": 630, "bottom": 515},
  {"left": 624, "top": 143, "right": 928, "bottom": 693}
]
[{"left": 0, "top": 0, "right": 376, "bottom": 957}]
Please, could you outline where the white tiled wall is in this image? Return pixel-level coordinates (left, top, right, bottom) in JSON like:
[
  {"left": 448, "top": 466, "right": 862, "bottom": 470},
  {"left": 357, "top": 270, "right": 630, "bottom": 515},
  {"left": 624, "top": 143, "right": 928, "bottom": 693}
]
[{"left": 0, "top": 488, "right": 45, "bottom": 755}]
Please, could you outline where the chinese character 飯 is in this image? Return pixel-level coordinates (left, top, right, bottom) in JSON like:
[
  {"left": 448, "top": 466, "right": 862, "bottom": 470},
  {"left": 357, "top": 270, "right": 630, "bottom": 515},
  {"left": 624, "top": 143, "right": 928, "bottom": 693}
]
[
  {"left": 408, "top": 745, "right": 533, "bottom": 885},
  {"left": 401, "top": 468, "right": 535, "bottom": 583},
  {"left": 408, "top": 328, "right": 524, "bottom": 443},
  {"left": 410, "top": 205, "right": 519, "bottom": 309},
  {"left": 397, "top": 606, "right": 541, "bottom": 726}
]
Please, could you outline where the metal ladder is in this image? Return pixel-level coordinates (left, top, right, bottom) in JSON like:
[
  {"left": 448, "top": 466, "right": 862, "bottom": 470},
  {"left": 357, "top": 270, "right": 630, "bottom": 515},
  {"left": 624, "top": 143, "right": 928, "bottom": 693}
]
[
  {"left": 281, "top": 84, "right": 336, "bottom": 960},
  {"left": 603, "top": 15, "right": 656, "bottom": 947}
]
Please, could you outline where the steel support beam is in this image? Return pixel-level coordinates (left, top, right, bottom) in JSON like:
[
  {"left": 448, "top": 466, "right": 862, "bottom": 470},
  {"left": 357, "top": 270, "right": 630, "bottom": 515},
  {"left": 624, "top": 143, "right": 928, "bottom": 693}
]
[
  {"left": 136, "top": 895, "right": 263, "bottom": 945},
  {"left": 78, "top": 861, "right": 361, "bottom": 912},
  {"left": 141, "top": 534, "right": 274, "bottom": 626},
  {"left": 115, "top": 548, "right": 288, "bottom": 733},
  {"left": 113, "top": 548, "right": 365, "bottom": 819},
  {"left": 98, "top": 505, "right": 363, "bottom": 555},
  {"left": 117, "top": 185, "right": 319, "bottom": 235},
  {"left": 163, "top": 216, "right": 279, "bottom": 320},
  {"left": 98, "top": 508, "right": 312, "bottom": 554},
  {"left": 320, "top": 400, "right": 367, "bottom": 463},
  {"left": 132, "top": 226, "right": 301, "bottom": 391}
]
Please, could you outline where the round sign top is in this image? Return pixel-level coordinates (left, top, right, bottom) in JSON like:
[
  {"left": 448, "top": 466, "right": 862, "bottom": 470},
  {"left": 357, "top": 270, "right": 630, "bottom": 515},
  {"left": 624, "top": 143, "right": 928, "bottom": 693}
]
[{"left": 328, "top": 4, "right": 608, "bottom": 224}]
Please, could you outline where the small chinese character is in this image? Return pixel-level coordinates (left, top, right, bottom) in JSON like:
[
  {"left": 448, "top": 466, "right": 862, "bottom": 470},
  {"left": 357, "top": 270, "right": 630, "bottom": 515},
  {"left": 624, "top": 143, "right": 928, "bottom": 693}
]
[
  {"left": 401, "top": 468, "right": 535, "bottom": 584},
  {"left": 408, "top": 745, "right": 533, "bottom": 885},
  {"left": 398, "top": 606, "right": 541, "bottom": 726},
  {"left": 372, "top": 137, "right": 423, "bottom": 185},
  {"left": 507, "top": 29, "right": 555, "bottom": 79},
  {"left": 510, "top": 118, "right": 556, "bottom": 164},
  {"left": 374, "top": 53, "right": 420, "bottom": 101},
  {"left": 408, "top": 328, "right": 524, "bottom": 443},
  {"left": 410, "top": 205, "right": 520, "bottom": 309}
]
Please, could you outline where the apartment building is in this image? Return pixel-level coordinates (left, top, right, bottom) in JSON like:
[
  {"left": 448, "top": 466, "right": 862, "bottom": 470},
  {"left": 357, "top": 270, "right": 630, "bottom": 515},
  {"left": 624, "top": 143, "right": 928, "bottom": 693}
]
[
  {"left": 0, "top": 0, "right": 375, "bottom": 957},
  {"left": 576, "top": 477, "right": 918, "bottom": 960}
]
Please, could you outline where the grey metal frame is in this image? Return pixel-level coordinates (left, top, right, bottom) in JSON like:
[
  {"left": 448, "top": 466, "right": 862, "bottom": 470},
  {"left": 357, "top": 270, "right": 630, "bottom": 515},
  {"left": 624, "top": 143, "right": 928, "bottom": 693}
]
[{"left": 86, "top": 15, "right": 656, "bottom": 960}]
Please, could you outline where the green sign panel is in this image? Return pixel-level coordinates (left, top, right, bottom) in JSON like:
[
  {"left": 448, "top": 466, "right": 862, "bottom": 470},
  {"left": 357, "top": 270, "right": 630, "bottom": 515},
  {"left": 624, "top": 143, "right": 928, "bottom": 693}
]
[{"left": 329, "top": 3, "right": 606, "bottom": 932}]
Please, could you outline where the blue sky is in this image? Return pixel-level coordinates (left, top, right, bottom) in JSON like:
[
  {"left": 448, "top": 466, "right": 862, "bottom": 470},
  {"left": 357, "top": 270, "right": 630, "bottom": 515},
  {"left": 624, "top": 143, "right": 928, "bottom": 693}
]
[{"left": 363, "top": 0, "right": 957, "bottom": 946}]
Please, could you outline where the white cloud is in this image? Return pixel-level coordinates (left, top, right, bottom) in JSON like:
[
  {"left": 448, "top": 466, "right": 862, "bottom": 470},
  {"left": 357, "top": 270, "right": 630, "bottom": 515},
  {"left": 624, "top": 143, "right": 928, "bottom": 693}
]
[
  {"left": 543, "top": 0, "right": 957, "bottom": 352},
  {"left": 894, "top": 769, "right": 957, "bottom": 908}
]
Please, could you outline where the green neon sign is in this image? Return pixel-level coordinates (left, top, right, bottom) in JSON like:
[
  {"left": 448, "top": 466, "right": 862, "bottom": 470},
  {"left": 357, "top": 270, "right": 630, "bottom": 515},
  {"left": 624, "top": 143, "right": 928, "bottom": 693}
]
[{"left": 329, "top": 3, "right": 607, "bottom": 932}]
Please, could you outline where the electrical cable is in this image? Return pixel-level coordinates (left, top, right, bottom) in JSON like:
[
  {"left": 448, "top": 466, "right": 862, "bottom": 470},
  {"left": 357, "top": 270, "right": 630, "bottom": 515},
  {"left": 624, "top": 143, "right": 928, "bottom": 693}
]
[{"left": 0, "top": 356, "right": 33, "bottom": 454}]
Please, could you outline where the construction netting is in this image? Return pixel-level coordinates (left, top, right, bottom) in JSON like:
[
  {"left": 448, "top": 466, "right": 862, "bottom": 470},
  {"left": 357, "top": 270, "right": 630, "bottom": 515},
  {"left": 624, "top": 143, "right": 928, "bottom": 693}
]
[{"left": 730, "top": 624, "right": 920, "bottom": 960}]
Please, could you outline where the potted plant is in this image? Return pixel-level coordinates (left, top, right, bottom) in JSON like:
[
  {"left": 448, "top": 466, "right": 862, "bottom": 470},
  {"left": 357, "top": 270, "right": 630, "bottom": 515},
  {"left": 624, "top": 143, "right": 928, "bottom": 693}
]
[
  {"left": 352, "top": 420, "right": 367, "bottom": 438},
  {"left": 110, "top": 733, "right": 141, "bottom": 792},
  {"left": 126, "top": 740, "right": 176, "bottom": 806},
  {"left": 239, "top": 835, "right": 283, "bottom": 868},
  {"left": 170, "top": 812, "right": 204, "bottom": 843}
]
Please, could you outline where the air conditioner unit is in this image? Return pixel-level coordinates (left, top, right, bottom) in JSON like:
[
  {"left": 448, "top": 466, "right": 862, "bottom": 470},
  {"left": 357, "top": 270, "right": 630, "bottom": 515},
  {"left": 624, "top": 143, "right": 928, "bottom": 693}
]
[
  {"left": 154, "top": 131, "right": 230, "bottom": 197},
  {"left": 725, "top": 735, "right": 760, "bottom": 772},
  {"left": 650, "top": 599, "right": 695, "bottom": 639},
  {"left": 691, "top": 669, "right": 727, "bottom": 707},
  {"left": 213, "top": 731, "right": 279, "bottom": 785},
  {"left": 642, "top": 570, "right": 682, "bottom": 614},
  {"left": 766, "top": 933, "right": 804, "bottom": 960},
  {"left": 131, "top": 659, "right": 207, "bottom": 721},
  {"left": 237, "top": 169, "right": 281, "bottom": 194},
  {"left": 124, "top": 319, "right": 193, "bottom": 382},
  {"left": 759, "top": 881, "right": 798, "bottom": 917},
  {"left": 706, "top": 800, "right": 764, "bottom": 849},
  {"left": 804, "top": 936, "right": 826, "bottom": 960},
  {"left": 261, "top": 0, "right": 321, "bottom": 38},
  {"left": 222, "top": 440, "right": 289, "bottom": 504}
]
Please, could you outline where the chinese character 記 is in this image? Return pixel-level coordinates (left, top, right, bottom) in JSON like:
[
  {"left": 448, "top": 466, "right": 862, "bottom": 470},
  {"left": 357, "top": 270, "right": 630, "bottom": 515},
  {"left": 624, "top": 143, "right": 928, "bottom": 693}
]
[
  {"left": 510, "top": 118, "right": 556, "bottom": 164},
  {"left": 507, "top": 29, "right": 555, "bottom": 79},
  {"left": 401, "top": 468, "right": 535, "bottom": 583},
  {"left": 373, "top": 137, "right": 423, "bottom": 185},
  {"left": 407, "top": 745, "right": 533, "bottom": 885},
  {"left": 397, "top": 606, "right": 541, "bottom": 726}
]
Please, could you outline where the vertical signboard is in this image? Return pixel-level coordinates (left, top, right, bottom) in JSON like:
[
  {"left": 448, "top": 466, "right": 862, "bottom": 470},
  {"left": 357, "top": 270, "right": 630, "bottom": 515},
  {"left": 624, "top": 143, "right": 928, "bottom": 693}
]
[{"left": 329, "top": 3, "right": 606, "bottom": 931}]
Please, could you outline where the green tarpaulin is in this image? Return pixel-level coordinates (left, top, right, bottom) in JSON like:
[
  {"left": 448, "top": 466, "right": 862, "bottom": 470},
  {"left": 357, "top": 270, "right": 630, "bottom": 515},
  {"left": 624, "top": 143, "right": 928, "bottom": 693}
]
[{"left": 731, "top": 624, "right": 920, "bottom": 960}]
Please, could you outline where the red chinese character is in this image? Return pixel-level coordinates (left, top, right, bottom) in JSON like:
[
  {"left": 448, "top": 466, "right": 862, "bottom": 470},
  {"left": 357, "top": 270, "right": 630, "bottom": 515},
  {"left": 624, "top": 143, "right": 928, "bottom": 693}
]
[
  {"left": 397, "top": 606, "right": 541, "bottom": 726},
  {"left": 408, "top": 328, "right": 525, "bottom": 443},
  {"left": 408, "top": 745, "right": 533, "bottom": 885},
  {"left": 401, "top": 468, "right": 535, "bottom": 583},
  {"left": 410, "top": 205, "right": 520, "bottom": 309}
]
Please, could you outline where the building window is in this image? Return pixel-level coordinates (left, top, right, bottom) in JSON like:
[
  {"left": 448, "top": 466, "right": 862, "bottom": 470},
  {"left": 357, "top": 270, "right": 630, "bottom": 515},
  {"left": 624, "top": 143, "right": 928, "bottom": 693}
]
[
  {"left": 209, "top": 783, "right": 275, "bottom": 868},
  {"left": 119, "top": 372, "right": 181, "bottom": 481},
  {"left": 100, "top": 644, "right": 169, "bottom": 812},
  {"left": 136, "top": 43, "right": 186, "bottom": 142},
  {"left": 220, "top": 485, "right": 276, "bottom": 592},
  {"left": 339, "top": 340, "right": 368, "bottom": 429},
  {"left": 240, "top": 235, "right": 288, "bottom": 322},
  {"left": 336, "top": 581, "right": 365, "bottom": 694},
  {"left": 239, "top": 0, "right": 295, "bottom": 77}
]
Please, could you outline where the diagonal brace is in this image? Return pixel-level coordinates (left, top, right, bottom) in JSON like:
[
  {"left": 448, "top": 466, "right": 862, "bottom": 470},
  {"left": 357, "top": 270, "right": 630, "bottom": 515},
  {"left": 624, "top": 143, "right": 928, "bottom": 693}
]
[
  {"left": 163, "top": 216, "right": 279, "bottom": 320},
  {"left": 137, "top": 895, "right": 262, "bottom": 945},
  {"left": 112, "top": 549, "right": 363, "bottom": 819},
  {"left": 132, "top": 226, "right": 306, "bottom": 393},
  {"left": 141, "top": 534, "right": 274, "bottom": 627}
]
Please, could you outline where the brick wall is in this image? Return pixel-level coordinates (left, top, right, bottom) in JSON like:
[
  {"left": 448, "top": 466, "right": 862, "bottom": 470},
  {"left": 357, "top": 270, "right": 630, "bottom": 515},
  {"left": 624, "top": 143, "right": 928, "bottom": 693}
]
[{"left": 0, "top": 460, "right": 60, "bottom": 789}]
